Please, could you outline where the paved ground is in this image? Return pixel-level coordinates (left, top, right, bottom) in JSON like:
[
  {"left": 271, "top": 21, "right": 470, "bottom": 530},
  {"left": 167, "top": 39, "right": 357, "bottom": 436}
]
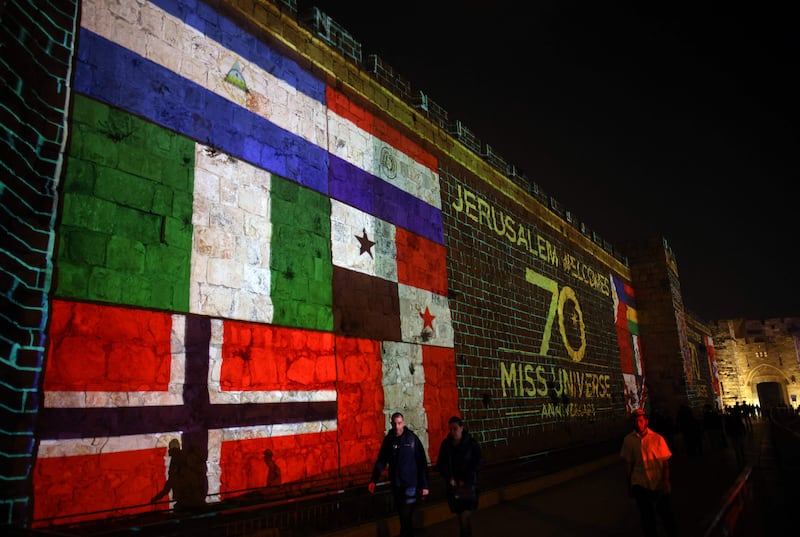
[{"left": 318, "top": 417, "right": 792, "bottom": 537}]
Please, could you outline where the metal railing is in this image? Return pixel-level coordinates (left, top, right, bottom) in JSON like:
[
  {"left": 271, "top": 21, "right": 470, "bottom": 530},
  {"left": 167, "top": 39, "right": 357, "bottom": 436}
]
[{"left": 702, "top": 465, "right": 753, "bottom": 537}]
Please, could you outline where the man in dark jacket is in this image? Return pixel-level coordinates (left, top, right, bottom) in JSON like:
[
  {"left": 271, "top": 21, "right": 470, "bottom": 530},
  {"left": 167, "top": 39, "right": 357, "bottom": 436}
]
[{"left": 368, "top": 412, "right": 430, "bottom": 537}]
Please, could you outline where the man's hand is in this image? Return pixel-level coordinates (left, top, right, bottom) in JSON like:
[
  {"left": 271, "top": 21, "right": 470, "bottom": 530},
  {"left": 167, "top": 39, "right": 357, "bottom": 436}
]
[
  {"left": 368, "top": 482, "right": 376, "bottom": 494},
  {"left": 421, "top": 488, "right": 429, "bottom": 497}
]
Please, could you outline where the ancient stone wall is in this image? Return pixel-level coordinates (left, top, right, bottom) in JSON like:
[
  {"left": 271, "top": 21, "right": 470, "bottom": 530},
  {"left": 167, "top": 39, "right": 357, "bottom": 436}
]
[{"left": 1, "top": 0, "right": 722, "bottom": 529}]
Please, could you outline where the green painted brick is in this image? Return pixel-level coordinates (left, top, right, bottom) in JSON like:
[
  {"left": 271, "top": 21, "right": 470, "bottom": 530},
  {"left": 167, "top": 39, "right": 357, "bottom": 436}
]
[
  {"left": 58, "top": 195, "right": 117, "bottom": 234},
  {"left": 171, "top": 191, "right": 194, "bottom": 223},
  {"left": 78, "top": 129, "right": 121, "bottom": 168},
  {"left": 59, "top": 193, "right": 97, "bottom": 230},
  {"left": 106, "top": 235, "right": 145, "bottom": 273},
  {"left": 152, "top": 185, "right": 174, "bottom": 216},
  {"left": 94, "top": 167, "right": 156, "bottom": 213},
  {"left": 158, "top": 153, "right": 195, "bottom": 192},
  {"left": 57, "top": 95, "right": 195, "bottom": 312},
  {"left": 52, "top": 263, "right": 89, "bottom": 299},
  {"left": 63, "top": 159, "right": 96, "bottom": 194},
  {"left": 63, "top": 228, "right": 107, "bottom": 266},
  {"left": 171, "top": 283, "right": 189, "bottom": 313},
  {"left": 269, "top": 176, "right": 332, "bottom": 331},
  {"left": 111, "top": 206, "right": 161, "bottom": 244},
  {"left": 119, "top": 274, "right": 154, "bottom": 305},
  {"left": 145, "top": 244, "right": 190, "bottom": 281},
  {"left": 119, "top": 146, "right": 161, "bottom": 181},
  {"left": 162, "top": 215, "right": 192, "bottom": 249},
  {"left": 87, "top": 267, "right": 124, "bottom": 303},
  {"left": 71, "top": 93, "right": 107, "bottom": 126},
  {"left": 298, "top": 301, "right": 332, "bottom": 331}
]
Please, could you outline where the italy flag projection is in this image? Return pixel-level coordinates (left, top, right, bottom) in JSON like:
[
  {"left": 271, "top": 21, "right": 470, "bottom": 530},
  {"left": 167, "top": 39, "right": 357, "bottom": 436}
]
[{"left": 37, "top": 0, "right": 457, "bottom": 526}]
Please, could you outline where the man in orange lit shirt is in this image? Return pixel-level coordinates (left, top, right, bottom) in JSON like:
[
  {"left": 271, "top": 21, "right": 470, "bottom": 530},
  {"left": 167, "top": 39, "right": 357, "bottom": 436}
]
[{"left": 620, "top": 408, "right": 676, "bottom": 537}]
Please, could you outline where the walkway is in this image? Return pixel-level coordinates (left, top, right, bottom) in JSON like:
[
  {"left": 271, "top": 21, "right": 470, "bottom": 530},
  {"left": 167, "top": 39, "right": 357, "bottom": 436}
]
[{"left": 317, "top": 417, "right": 794, "bottom": 537}]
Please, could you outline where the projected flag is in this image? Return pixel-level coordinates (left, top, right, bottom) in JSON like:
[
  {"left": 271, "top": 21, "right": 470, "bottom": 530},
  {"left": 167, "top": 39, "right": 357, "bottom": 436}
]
[
  {"left": 38, "top": 0, "right": 458, "bottom": 525},
  {"left": 611, "top": 274, "right": 646, "bottom": 414}
]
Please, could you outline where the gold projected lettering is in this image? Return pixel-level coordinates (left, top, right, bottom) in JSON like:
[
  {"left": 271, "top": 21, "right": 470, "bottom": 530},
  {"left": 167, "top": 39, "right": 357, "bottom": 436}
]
[
  {"left": 452, "top": 184, "right": 560, "bottom": 268},
  {"left": 561, "top": 252, "right": 610, "bottom": 296},
  {"left": 497, "top": 266, "right": 610, "bottom": 419},
  {"left": 524, "top": 268, "right": 586, "bottom": 361},
  {"left": 500, "top": 362, "right": 611, "bottom": 399},
  {"left": 452, "top": 183, "right": 609, "bottom": 296},
  {"left": 541, "top": 402, "right": 597, "bottom": 418}
]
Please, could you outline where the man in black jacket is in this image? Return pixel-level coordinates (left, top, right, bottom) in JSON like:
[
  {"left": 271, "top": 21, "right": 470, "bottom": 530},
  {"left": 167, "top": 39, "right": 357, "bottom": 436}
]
[
  {"left": 435, "top": 416, "right": 483, "bottom": 537},
  {"left": 368, "top": 412, "right": 430, "bottom": 537}
]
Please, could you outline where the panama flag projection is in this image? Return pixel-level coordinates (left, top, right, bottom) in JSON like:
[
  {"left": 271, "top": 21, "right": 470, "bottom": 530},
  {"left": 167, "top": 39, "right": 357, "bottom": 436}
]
[
  {"left": 37, "top": 0, "right": 457, "bottom": 526},
  {"left": 325, "top": 87, "right": 455, "bottom": 455},
  {"left": 611, "top": 274, "right": 646, "bottom": 414}
]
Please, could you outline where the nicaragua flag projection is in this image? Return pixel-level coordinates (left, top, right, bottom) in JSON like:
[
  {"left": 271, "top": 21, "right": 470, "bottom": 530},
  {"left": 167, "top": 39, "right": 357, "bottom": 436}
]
[{"left": 37, "top": 0, "right": 457, "bottom": 526}]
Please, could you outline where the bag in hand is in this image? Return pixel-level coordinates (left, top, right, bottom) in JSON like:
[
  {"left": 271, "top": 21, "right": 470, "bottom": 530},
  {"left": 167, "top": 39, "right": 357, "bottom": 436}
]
[{"left": 453, "top": 484, "right": 476, "bottom": 501}]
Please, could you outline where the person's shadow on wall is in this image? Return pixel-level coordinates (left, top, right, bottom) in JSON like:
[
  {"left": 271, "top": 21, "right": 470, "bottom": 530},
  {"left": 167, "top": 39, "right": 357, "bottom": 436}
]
[
  {"left": 264, "top": 448, "right": 282, "bottom": 487},
  {"left": 151, "top": 439, "right": 208, "bottom": 511}
]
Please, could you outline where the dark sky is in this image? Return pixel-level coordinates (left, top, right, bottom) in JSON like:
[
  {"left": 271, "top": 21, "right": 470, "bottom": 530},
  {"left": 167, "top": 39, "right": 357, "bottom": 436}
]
[{"left": 299, "top": 1, "right": 799, "bottom": 322}]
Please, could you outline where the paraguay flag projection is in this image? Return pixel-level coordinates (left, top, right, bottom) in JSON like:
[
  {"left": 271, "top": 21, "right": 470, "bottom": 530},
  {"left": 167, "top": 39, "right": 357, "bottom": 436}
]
[
  {"left": 611, "top": 274, "right": 646, "bottom": 414},
  {"left": 36, "top": 0, "right": 457, "bottom": 526}
]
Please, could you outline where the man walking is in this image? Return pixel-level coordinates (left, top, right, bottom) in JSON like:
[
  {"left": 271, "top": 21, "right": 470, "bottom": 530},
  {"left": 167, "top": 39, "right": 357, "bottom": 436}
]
[
  {"left": 620, "top": 408, "right": 676, "bottom": 537},
  {"left": 368, "top": 412, "right": 430, "bottom": 537}
]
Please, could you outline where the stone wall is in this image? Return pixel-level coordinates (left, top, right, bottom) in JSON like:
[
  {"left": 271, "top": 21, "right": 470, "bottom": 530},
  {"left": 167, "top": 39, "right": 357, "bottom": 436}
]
[
  {"left": 0, "top": 0, "right": 78, "bottom": 525},
  {"left": 1, "top": 0, "right": 722, "bottom": 530}
]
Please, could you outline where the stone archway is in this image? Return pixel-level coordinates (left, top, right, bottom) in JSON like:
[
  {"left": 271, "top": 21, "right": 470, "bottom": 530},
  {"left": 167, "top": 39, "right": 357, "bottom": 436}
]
[
  {"left": 756, "top": 381, "right": 785, "bottom": 411},
  {"left": 744, "top": 364, "right": 790, "bottom": 411}
]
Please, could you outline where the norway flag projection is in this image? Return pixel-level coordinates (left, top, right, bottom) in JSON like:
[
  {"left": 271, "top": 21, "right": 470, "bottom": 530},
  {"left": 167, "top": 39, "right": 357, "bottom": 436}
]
[{"left": 35, "top": 299, "right": 347, "bottom": 525}]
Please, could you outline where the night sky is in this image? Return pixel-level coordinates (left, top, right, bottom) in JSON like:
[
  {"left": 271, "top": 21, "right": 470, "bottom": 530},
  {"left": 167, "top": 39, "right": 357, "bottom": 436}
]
[{"left": 299, "top": 1, "right": 799, "bottom": 322}]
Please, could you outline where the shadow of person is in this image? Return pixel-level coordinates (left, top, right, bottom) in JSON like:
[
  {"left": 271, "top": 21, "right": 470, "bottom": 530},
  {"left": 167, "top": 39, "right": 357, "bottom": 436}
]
[
  {"left": 151, "top": 439, "right": 207, "bottom": 511},
  {"left": 264, "top": 448, "right": 282, "bottom": 487}
]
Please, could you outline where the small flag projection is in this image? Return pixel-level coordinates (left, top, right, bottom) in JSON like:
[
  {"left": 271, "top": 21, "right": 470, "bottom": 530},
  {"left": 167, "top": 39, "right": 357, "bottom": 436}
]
[{"left": 611, "top": 274, "right": 646, "bottom": 413}]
